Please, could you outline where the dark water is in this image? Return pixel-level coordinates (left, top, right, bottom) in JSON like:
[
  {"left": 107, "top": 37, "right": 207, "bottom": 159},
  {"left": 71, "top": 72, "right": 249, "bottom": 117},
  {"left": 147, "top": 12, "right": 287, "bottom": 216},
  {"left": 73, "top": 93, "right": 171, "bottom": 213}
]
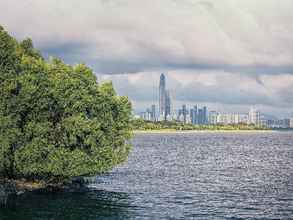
[{"left": 1, "top": 132, "right": 293, "bottom": 219}]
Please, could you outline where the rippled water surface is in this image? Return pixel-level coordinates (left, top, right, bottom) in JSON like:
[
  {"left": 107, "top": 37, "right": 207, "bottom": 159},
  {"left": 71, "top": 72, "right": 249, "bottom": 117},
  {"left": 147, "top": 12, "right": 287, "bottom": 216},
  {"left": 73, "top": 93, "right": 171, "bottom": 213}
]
[{"left": 1, "top": 132, "right": 293, "bottom": 219}]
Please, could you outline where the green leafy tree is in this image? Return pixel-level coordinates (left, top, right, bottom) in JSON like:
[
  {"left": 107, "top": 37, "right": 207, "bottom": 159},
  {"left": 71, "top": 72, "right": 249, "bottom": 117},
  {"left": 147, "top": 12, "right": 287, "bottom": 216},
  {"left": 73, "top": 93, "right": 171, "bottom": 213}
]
[{"left": 0, "top": 26, "right": 132, "bottom": 182}]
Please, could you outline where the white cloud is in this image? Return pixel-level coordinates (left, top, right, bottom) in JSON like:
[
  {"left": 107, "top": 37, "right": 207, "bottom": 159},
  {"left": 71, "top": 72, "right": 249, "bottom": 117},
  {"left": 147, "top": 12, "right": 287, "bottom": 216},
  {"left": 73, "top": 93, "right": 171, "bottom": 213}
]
[
  {"left": 101, "top": 71, "right": 293, "bottom": 116},
  {"left": 1, "top": 0, "right": 292, "bottom": 116},
  {"left": 1, "top": 0, "right": 293, "bottom": 72}
]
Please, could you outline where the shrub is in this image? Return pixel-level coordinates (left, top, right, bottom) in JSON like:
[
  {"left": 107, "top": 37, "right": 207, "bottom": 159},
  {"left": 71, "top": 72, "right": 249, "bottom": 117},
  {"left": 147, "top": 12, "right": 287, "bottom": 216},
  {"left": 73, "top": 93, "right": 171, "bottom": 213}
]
[{"left": 0, "top": 26, "right": 132, "bottom": 182}]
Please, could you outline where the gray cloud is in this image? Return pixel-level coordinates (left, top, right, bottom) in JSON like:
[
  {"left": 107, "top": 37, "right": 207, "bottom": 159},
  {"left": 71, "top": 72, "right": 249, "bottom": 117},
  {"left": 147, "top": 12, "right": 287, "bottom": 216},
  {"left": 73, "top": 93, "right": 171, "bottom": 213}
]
[
  {"left": 104, "top": 72, "right": 293, "bottom": 110},
  {"left": 1, "top": 0, "right": 293, "bottom": 116},
  {"left": 1, "top": 0, "right": 293, "bottom": 75}
]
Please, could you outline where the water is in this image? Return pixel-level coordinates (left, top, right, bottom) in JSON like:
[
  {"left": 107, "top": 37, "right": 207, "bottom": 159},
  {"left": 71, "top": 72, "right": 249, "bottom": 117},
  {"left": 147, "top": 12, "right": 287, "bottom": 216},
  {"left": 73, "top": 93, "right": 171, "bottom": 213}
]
[{"left": 1, "top": 131, "right": 293, "bottom": 219}]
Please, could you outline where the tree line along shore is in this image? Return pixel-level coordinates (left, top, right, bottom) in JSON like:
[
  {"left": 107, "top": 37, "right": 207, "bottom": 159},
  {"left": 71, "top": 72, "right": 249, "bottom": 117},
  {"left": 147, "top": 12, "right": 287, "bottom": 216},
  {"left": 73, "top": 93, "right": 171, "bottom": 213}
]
[{"left": 131, "top": 119, "right": 272, "bottom": 132}]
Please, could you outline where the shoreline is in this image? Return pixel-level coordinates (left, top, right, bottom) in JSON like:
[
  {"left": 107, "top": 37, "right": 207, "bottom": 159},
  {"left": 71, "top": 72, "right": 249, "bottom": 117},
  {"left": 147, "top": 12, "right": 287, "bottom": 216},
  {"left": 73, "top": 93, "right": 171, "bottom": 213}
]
[
  {"left": 0, "top": 177, "right": 92, "bottom": 206},
  {"left": 133, "top": 129, "right": 277, "bottom": 134}
]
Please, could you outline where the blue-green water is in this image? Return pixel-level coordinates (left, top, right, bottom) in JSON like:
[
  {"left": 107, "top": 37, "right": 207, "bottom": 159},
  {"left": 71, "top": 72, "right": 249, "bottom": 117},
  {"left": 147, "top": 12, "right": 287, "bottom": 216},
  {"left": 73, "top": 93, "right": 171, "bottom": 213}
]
[{"left": 1, "top": 132, "right": 293, "bottom": 219}]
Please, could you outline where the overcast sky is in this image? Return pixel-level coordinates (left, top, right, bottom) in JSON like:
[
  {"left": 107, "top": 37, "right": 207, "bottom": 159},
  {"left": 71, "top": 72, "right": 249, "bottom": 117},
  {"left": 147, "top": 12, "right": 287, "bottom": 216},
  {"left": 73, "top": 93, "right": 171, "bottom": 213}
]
[{"left": 1, "top": 0, "right": 293, "bottom": 117}]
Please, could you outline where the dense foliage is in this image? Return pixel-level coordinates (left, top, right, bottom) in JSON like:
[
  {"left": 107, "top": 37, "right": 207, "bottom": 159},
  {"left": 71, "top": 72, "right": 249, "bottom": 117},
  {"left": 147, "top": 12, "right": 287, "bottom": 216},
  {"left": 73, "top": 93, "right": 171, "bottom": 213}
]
[
  {"left": 132, "top": 119, "right": 269, "bottom": 131},
  {"left": 0, "top": 26, "right": 132, "bottom": 182}
]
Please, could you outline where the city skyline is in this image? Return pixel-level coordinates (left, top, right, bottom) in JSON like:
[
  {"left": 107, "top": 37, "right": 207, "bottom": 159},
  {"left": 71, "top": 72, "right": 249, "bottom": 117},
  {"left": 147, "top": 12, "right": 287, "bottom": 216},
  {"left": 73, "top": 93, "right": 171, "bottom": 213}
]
[
  {"left": 131, "top": 73, "right": 292, "bottom": 119},
  {"left": 1, "top": 1, "right": 293, "bottom": 118},
  {"left": 137, "top": 74, "right": 293, "bottom": 128}
]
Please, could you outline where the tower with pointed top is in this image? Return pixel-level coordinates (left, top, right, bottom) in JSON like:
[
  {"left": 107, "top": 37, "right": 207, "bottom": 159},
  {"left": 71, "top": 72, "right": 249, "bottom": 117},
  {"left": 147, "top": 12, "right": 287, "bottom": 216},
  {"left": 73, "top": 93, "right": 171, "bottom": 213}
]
[
  {"left": 159, "top": 73, "right": 172, "bottom": 121},
  {"left": 159, "top": 73, "right": 166, "bottom": 119}
]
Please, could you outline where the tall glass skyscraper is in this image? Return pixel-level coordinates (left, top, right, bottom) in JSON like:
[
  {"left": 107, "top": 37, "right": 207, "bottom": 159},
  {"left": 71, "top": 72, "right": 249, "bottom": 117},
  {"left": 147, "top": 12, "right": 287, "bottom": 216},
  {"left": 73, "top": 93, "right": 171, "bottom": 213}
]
[
  {"left": 159, "top": 73, "right": 172, "bottom": 120},
  {"left": 165, "top": 90, "right": 171, "bottom": 117},
  {"left": 159, "top": 73, "right": 166, "bottom": 118}
]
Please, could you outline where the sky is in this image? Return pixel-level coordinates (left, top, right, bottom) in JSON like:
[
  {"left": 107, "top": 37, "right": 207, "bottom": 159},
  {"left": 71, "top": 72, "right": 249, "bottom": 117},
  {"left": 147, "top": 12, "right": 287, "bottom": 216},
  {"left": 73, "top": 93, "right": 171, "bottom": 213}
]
[{"left": 1, "top": 0, "right": 293, "bottom": 117}]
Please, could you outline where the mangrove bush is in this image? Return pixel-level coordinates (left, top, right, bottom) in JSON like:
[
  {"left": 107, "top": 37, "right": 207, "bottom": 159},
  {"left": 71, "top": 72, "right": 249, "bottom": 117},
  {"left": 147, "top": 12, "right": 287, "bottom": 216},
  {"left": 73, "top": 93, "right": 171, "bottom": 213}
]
[{"left": 0, "top": 26, "right": 132, "bottom": 182}]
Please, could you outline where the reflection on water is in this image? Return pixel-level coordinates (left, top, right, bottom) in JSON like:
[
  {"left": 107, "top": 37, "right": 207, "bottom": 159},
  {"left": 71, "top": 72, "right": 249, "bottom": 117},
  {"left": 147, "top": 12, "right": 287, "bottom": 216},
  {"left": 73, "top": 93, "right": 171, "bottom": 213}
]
[
  {"left": 0, "top": 190, "right": 132, "bottom": 220},
  {"left": 1, "top": 131, "right": 293, "bottom": 219}
]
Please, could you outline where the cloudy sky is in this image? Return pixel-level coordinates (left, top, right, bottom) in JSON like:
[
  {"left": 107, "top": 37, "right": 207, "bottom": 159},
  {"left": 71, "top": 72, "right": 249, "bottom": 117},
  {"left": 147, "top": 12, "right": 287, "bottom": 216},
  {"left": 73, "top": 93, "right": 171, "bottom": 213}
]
[{"left": 1, "top": 0, "right": 293, "bottom": 117}]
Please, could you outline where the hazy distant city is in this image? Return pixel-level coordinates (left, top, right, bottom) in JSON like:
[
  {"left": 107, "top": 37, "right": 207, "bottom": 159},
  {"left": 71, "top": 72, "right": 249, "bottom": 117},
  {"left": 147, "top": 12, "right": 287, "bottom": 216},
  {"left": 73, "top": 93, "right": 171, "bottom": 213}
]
[{"left": 135, "top": 74, "right": 293, "bottom": 129}]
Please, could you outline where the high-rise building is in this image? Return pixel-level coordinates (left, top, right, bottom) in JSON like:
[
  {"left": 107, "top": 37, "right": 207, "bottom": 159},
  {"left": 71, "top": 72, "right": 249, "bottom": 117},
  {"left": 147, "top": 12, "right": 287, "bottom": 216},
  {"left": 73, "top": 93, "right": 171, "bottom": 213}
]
[
  {"left": 140, "top": 108, "right": 152, "bottom": 121},
  {"left": 216, "top": 113, "right": 240, "bottom": 125},
  {"left": 182, "top": 104, "right": 187, "bottom": 123},
  {"left": 203, "top": 106, "right": 207, "bottom": 124},
  {"left": 209, "top": 111, "right": 218, "bottom": 124},
  {"left": 151, "top": 104, "right": 156, "bottom": 122},
  {"left": 159, "top": 73, "right": 166, "bottom": 119},
  {"left": 190, "top": 109, "right": 194, "bottom": 124},
  {"left": 158, "top": 73, "right": 172, "bottom": 121},
  {"left": 191, "top": 105, "right": 198, "bottom": 124},
  {"left": 165, "top": 90, "right": 171, "bottom": 117},
  {"left": 197, "top": 106, "right": 208, "bottom": 125},
  {"left": 249, "top": 107, "right": 261, "bottom": 125},
  {"left": 198, "top": 108, "right": 203, "bottom": 124},
  {"left": 290, "top": 113, "right": 293, "bottom": 128}
]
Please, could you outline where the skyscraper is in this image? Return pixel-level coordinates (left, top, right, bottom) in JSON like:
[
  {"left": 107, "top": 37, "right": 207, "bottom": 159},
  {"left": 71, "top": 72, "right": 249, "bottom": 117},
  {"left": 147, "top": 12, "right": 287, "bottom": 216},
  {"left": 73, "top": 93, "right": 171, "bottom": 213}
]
[
  {"left": 151, "top": 104, "right": 156, "bottom": 121},
  {"left": 158, "top": 73, "right": 172, "bottom": 121},
  {"left": 198, "top": 108, "right": 203, "bottom": 124},
  {"left": 203, "top": 106, "right": 207, "bottom": 124},
  {"left": 159, "top": 73, "right": 166, "bottom": 119},
  {"left": 197, "top": 106, "right": 208, "bottom": 125},
  {"left": 182, "top": 104, "right": 187, "bottom": 123},
  {"left": 165, "top": 90, "right": 171, "bottom": 117},
  {"left": 249, "top": 107, "right": 260, "bottom": 125}
]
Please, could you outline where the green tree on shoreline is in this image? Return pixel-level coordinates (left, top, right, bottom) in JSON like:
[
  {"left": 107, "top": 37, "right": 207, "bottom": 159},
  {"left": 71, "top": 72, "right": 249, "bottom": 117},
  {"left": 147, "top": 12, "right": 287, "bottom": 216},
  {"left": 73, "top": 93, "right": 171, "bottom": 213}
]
[
  {"left": 131, "top": 118, "right": 270, "bottom": 131},
  {"left": 0, "top": 26, "right": 132, "bottom": 183}
]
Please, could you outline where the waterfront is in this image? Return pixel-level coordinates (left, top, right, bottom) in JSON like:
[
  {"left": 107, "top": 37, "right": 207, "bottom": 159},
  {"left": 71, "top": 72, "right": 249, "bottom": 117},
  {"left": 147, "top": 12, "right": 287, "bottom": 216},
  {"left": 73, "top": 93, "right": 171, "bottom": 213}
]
[{"left": 1, "top": 132, "right": 293, "bottom": 219}]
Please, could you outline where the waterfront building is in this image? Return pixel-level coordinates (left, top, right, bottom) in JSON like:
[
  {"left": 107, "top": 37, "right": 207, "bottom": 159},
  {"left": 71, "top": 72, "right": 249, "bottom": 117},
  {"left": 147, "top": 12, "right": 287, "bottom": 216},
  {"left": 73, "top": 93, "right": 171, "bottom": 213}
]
[
  {"left": 190, "top": 105, "right": 198, "bottom": 124},
  {"left": 159, "top": 74, "right": 166, "bottom": 119},
  {"left": 208, "top": 111, "right": 218, "bottom": 124},
  {"left": 198, "top": 109, "right": 203, "bottom": 124},
  {"left": 165, "top": 90, "right": 171, "bottom": 118},
  {"left": 280, "top": 119, "right": 289, "bottom": 128},
  {"left": 203, "top": 106, "right": 208, "bottom": 124},
  {"left": 186, "top": 113, "right": 191, "bottom": 124},
  {"left": 214, "top": 113, "right": 246, "bottom": 125},
  {"left": 158, "top": 73, "right": 172, "bottom": 121},
  {"left": 216, "top": 113, "right": 230, "bottom": 125},
  {"left": 249, "top": 107, "right": 261, "bottom": 125},
  {"left": 238, "top": 114, "right": 249, "bottom": 124},
  {"left": 144, "top": 108, "right": 152, "bottom": 121},
  {"left": 197, "top": 107, "right": 208, "bottom": 125},
  {"left": 151, "top": 104, "right": 156, "bottom": 122},
  {"left": 182, "top": 104, "right": 187, "bottom": 123},
  {"left": 178, "top": 113, "right": 184, "bottom": 123}
]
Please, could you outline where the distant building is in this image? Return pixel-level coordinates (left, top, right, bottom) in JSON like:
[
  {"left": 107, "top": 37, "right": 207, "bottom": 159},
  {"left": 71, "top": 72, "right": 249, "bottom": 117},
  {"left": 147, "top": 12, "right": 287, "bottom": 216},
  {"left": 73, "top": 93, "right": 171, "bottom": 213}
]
[
  {"left": 179, "top": 104, "right": 187, "bottom": 123},
  {"left": 158, "top": 73, "right": 172, "bottom": 121},
  {"left": 266, "top": 118, "right": 290, "bottom": 128},
  {"left": 197, "top": 106, "right": 208, "bottom": 125},
  {"left": 290, "top": 113, "right": 293, "bottom": 128},
  {"left": 178, "top": 112, "right": 184, "bottom": 122},
  {"left": 208, "top": 111, "right": 218, "bottom": 124},
  {"left": 216, "top": 113, "right": 232, "bottom": 125},
  {"left": 190, "top": 105, "right": 198, "bottom": 124},
  {"left": 203, "top": 106, "right": 208, "bottom": 124},
  {"left": 290, "top": 114, "right": 293, "bottom": 128},
  {"left": 282, "top": 119, "right": 290, "bottom": 128},
  {"left": 151, "top": 104, "right": 156, "bottom": 122},
  {"left": 139, "top": 110, "right": 150, "bottom": 121},
  {"left": 159, "top": 74, "right": 166, "bottom": 119},
  {"left": 238, "top": 114, "right": 249, "bottom": 124},
  {"left": 165, "top": 90, "right": 172, "bottom": 118},
  {"left": 290, "top": 119, "right": 293, "bottom": 128},
  {"left": 249, "top": 107, "right": 261, "bottom": 125}
]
